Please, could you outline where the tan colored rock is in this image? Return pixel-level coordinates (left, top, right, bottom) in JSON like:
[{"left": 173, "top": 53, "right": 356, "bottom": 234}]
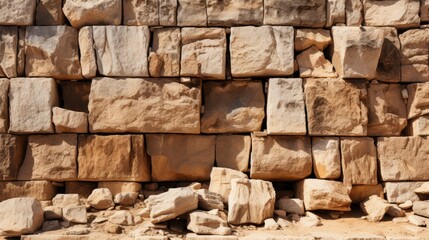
[
  {"left": 63, "top": 205, "right": 87, "bottom": 224},
  {"left": 0, "top": 27, "right": 18, "bottom": 78},
  {"left": 208, "top": 167, "right": 248, "bottom": 203},
  {"left": 53, "top": 108, "right": 88, "bottom": 133},
  {"left": 275, "top": 198, "right": 305, "bottom": 215},
  {"left": 196, "top": 189, "right": 224, "bottom": 211},
  {"left": 215, "top": 135, "right": 250, "bottom": 172},
  {"left": 109, "top": 210, "right": 134, "bottom": 226},
  {"left": 264, "top": 0, "right": 326, "bottom": 27},
  {"left": 65, "top": 182, "right": 97, "bottom": 198},
  {"left": 230, "top": 26, "right": 294, "bottom": 77},
  {"left": 406, "top": 115, "right": 429, "bottom": 136},
  {"left": 0, "top": 0, "right": 36, "bottom": 25},
  {"left": 150, "top": 28, "right": 181, "bottom": 77},
  {"left": 89, "top": 77, "right": 201, "bottom": 133},
  {"left": 267, "top": 78, "right": 306, "bottom": 135},
  {"left": 146, "top": 134, "right": 215, "bottom": 181},
  {"left": 297, "top": 47, "right": 337, "bottom": 78},
  {"left": 349, "top": 184, "right": 384, "bottom": 203},
  {"left": 304, "top": 78, "right": 368, "bottom": 136},
  {"left": 415, "top": 182, "right": 429, "bottom": 194},
  {"left": 60, "top": 81, "right": 91, "bottom": 113},
  {"left": 123, "top": 0, "right": 159, "bottom": 26},
  {"left": 36, "top": 0, "right": 65, "bottom": 25},
  {"left": 17, "top": 134, "right": 77, "bottom": 181},
  {"left": 62, "top": 0, "right": 121, "bottom": 28},
  {"left": 422, "top": 0, "right": 429, "bottom": 22},
  {"left": 206, "top": 0, "right": 263, "bottom": 26},
  {"left": 312, "top": 137, "right": 341, "bottom": 179},
  {"left": 98, "top": 182, "right": 142, "bottom": 196},
  {"left": 181, "top": 28, "right": 226, "bottom": 80},
  {"left": 326, "top": 0, "right": 346, "bottom": 26},
  {"left": 25, "top": 26, "right": 82, "bottom": 79},
  {"left": 201, "top": 81, "right": 265, "bottom": 133},
  {"left": 78, "top": 135, "right": 150, "bottom": 181},
  {"left": 384, "top": 182, "right": 426, "bottom": 203},
  {"left": 0, "top": 134, "right": 26, "bottom": 180},
  {"left": 407, "top": 83, "right": 429, "bottom": 119},
  {"left": 9, "top": 78, "right": 58, "bottom": 134},
  {"left": 399, "top": 29, "right": 429, "bottom": 82},
  {"left": 114, "top": 192, "right": 138, "bottom": 206},
  {"left": 0, "top": 198, "right": 43, "bottom": 236},
  {"left": 78, "top": 26, "right": 96, "bottom": 79},
  {"left": 346, "top": 0, "right": 363, "bottom": 26},
  {"left": 187, "top": 211, "right": 231, "bottom": 235},
  {"left": 295, "top": 29, "right": 332, "bottom": 52},
  {"left": 0, "top": 79, "right": 9, "bottom": 132},
  {"left": 363, "top": 0, "right": 420, "bottom": 28},
  {"left": 159, "top": 0, "right": 177, "bottom": 26},
  {"left": 87, "top": 188, "right": 114, "bottom": 210},
  {"left": 296, "top": 179, "right": 352, "bottom": 211},
  {"left": 52, "top": 194, "right": 80, "bottom": 208},
  {"left": 0, "top": 181, "right": 57, "bottom": 201},
  {"left": 413, "top": 201, "right": 429, "bottom": 218},
  {"left": 228, "top": 178, "right": 275, "bottom": 225},
  {"left": 376, "top": 27, "right": 401, "bottom": 83},
  {"left": 360, "top": 195, "right": 391, "bottom": 222},
  {"left": 386, "top": 204, "right": 405, "bottom": 218},
  {"left": 177, "top": 0, "right": 207, "bottom": 26},
  {"left": 250, "top": 136, "right": 312, "bottom": 181}
]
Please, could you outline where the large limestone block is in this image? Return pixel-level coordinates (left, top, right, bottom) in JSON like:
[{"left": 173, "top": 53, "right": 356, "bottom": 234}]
[
  {"left": 349, "top": 184, "right": 384, "bottom": 203},
  {"left": 201, "top": 81, "right": 265, "bottom": 133},
  {"left": 296, "top": 47, "right": 337, "bottom": 78},
  {"left": 92, "top": 26, "right": 150, "bottom": 77},
  {"left": 159, "top": 0, "right": 177, "bottom": 26},
  {"left": 384, "top": 182, "right": 426, "bottom": 203},
  {"left": 0, "top": 79, "right": 9, "bottom": 132},
  {"left": 181, "top": 28, "right": 226, "bottom": 80},
  {"left": 230, "top": 26, "right": 294, "bottom": 77},
  {"left": 400, "top": 29, "right": 429, "bottom": 82},
  {"left": 407, "top": 83, "right": 429, "bottom": 119},
  {"left": 150, "top": 28, "right": 180, "bottom": 77},
  {"left": 367, "top": 83, "right": 407, "bottom": 136},
  {"left": 378, "top": 137, "right": 429, "bottom": 181},
  {"left": 228, "top": 178, "right": 275, "bottom": 225},
  {"left": 376, "top": 28, "right": 401, "bottom": 83},
  {"left": 296, "top": 179, "right": 352, "bottom": 211},
  {"left": 177, "top": 0, "right": 207, "bottom": 26},
  {"left": 53, "top": 107, "right": 88, "bottom": 133},
  {"left": 9, "top": 78, "right": 59, "bottom": 134},
  {"left": 215, "top": 135, "right": 250, "bottom": 172},
  {"left": 146, "top": 134, "right": 215, "bottom": 181},
  {"left": 311, "top": 137, "right": 341, "bottom": 179},
  {"left": 36, "top": 0, "right": 65, "bottom": 25},
  {"left": 250, "top": 136, "right": 312, "bottom": 181},
  {"left": 206, "top": 0, "right": 263, "bottom": 26},
  {"left": 0, "top": 27, "right": 18, "bottom": 78},
  {"left": 331, "top": 26, "right": 384, "bottom": 79},
  {"left": 25, "top": 26, "right": 82, "bottom": 80},
  {"left": 208, "top": 167, "right": 248, "bottom": 203},
  {"left": 17, "top": 134, "right": 77, "bottom": 181},
  {"left": 0, "top": 181, "right": 57, "bottom": 201},
  {"left": 346, "top": 0, "right": 363, "bottom": 26},
  {"left": 304, "top": 78, "right": 368, "bottom": 136},
  {"left": 0, "top": 134, "right": 26, "bottom": 180},
  {"left": 406, "top": 115, "right": 429, "bottom": 136},
  {"left": 295, "top": 29, "right": 332, "bottom": 52},
  {"left": 0, "top": 0, "right": 36, "bottom": 25},
  {"left": 62, "top": 0, "right": 121, "bottom": 28},
  {"left": 78, "top": 135, "right": 150, "bottom": 181},
  {"left": 326, "top": 0, "right": 346, "bottom": 27},
  {"left": 78, "top": 26, "right": 97, "bottom": 79},
  {"left": 60, "top": 81, "right": 91, "bottom": 113},
  {"left": 123, "top": 0, "right": 159, "bottom": 26},
  {"left": 264, "top": 0, "right": 326, "bottom": 27},
  {"left": 363, "top": 0, "right": 420, "bottom": 28},
  {"left": 340, "top": 137, "right": 377, "bottom": 185},
  {"left": 89, "top": 77, "right": 201, "bottom": 133},
  {"left": 0, "top": 198, "right": 43, "bottom": 236},
  {"left": 267, "top": 78, "right": 306, "bottom": 135}
]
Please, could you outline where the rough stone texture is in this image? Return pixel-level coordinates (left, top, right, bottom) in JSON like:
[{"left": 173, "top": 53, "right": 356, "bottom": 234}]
[
  {"left": 311, "top": 137, "right": 341, "bottom": 179},
  {"left": 406, "top": 115, "right": 429, "bottom": 135},
  {"left": 384, "top": 182, "right": 427, "bottom": 203},
  {"left": 53, "top": 107, "right": 88, "bottom": 133},
  {"left": 196, "top": 189, "right": 224, "bottom": 210},
  {"left": 9, "top": 78, "right": 59, "bottom": 134},
  {"left": 44, "top": 206, "right": 62, "bottom": 220},
  {"left": 422, "top": 0, "right": 429, "bottom": 21},
  {"left": 0, "top": 0, "right": 36, "bottom": 25},
  {"left": 63, "top": 205, "right": 87, "bottom": 224},
  {"left": 52, "top": 194, "right": 80, "bottom": 208},
  {"left": 0, "top": 198, "right": 43, "bottom": 236},
  {"left": 98, "top": 182, "right": 142, "bottom": 196},
  {"left": 17, "top": 27, "right": 25, "bottom": 76},
  {"left": 0, "top": 80, "right": 9, "bottom": 133},
  {"left": 123, "top": 0, "right": 159, "bottom": 26},
  {"left": 207, "top": 0, "right": 263, "bottom": 26},
  {"left": 92, "top": 26, "right": 150, "bottom": 77},
  {"left": 177, "top": 0, "right": 207, "bottom": 26},
  {"left": 78, "top": 26, "right": 96, "bottom": 79},
  {"left": 275, "top": 198, "right": 305, "bottom": 215},
  {"left": 267, "top": 78, "right": 306, "bottom": 135},
  {"left": 61, "top": 81, "right": 91, "bottom": 113},
  {"left": 228, "top": 178, "right": 276, "bottom": 225},
  {"left": 326, "top": 0, "right": 346, "bottom": 26},
  {"left": 87, "top": 188, "right": 114, "bottom": 210},
  {"left": 209, "top": 167, "right": 248, "bottom": 203},
  {"left": 346, "top": 0, "right": 363, "bottom": 26},
  {"left": 378, "top": 137, "right": 429, "bottom": 181},
  {"left": 150, "top": 28, "right": 181, "bottom": 77},
  {"left": 62, "top": 0, "right": 121, "bottom": 28},
  {"left": 109, "top": 210, "right": 134, "bottom": 226},
  {"left": 230, "top": 26, "right": 294, "bottom": 77},
  {"left": 187, "top": 211, "right": 231, "bottom": 235},
  {"left": 0, "top": 134, "right": 26, "bottom": 180},
  {"left": 400, "top": 29, "right": 429, "bottom": 82},
  {"left": 304, "top": 78, "right": 368, "bottom": 136},
  {"left": 89, "top": 77, "right": 201, "bottom": 133},
  {"left": 78, "top": 135, "right": 150, "bottom": 181},
  {"left": 264, "top": 0, "right": 326, "bottom": 27},
  {"left": 296, "top": 179, "right": 352, "bottom": 211},
  {"left": 159, "top": 0, "right": 177, "bottom": 26},
  {"left": 367, "top": 84, "right": 407, "bottom": 136},
  {"left": 415, "top": 182, "right": 429, "bottom": 194},
  {"left": 296, "top": 47, "right": 337, "bottom": 78},
  {"left": 17, "top": 134, "right": 77, "bottom": 181},
  {"left": 0, "top": 181, "right": 57, "bottom": 201},
  {"left": 146, "top": 134, "right": 215, "bottom": 181},
  {"left": 65, "top": 182, "right": 97, "bottom": 198},
  {"left": 363, "top": 0, "right": 420, "bottom": 28},
  {"left": 250, "top": 136, "right": 312, "bottom": 181},
  {"left": 376, "top": 27, "right": 401, "bottom": 82},
  {"left": 114, "top": 192, "right": 138, "bottom": 206},
  {"left": 349, "top": 184, "right": 384, "bottom": 203},
  {"left": 36, "top": 0, "right": 65, "bottom": 25},
  {"left": 0, "top": 27, "right": 18, "bottom": 78},
  {"left": 407, "top": 83, "right": 429, "bottom": 119},
  {"left": 413, "top": 201, "right": 429, "bottom": 218},
  {"left": 201, "top": 81, "right": 265, "bottom": 133},
  {"left": 181, "top": 28, "right": 226, "bottom": 80},
  {"left": 25, "top": 26, "right": 82, "bottom": 79},
  {"left": 360, "top": 195, "right": 391, "bottom": 222},
  {"left": 295, "top": 29, "right": 332, "bottom": 52},
  {"left": 215, "top": 135, "right": 250, "bottom": 172}
]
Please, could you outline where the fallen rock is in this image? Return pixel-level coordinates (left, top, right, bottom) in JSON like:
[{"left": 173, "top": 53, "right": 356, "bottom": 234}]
[
  {"left": 0, "top": 28, "right": 18, "bottom": 78},
  {"left": 360, "top": 195, "right": 391, "bottom": 222},
  {"left": 62, "top": 0, "right": 121, "bottom": 28},
  {"left": 0, "top": 181, "right": 57, "bottom": 201},
  {"left": 399, "top": 200, "right": 413, "bottom": 210},
  {"left": 275, "top": 198, "right": 305, "bottom": 215},
  {"left": 52, "top": 194, "right": 80, "bottom": 208},
  {"left": 209, "top": 167, "right": 248, "bottom": 203},
  {"left": 415, "top": 182, "right": 429, "bottom": 195},
  {"left": 264, "top": 0, "right": 326, "bottom": 27},
  {"left": 215, "top": 135, "right": 251, "bottom": 172},
  {"left": 44, "top": 206, "right": 63, "bottom": 220},
  {"left": 349, "top": 185, "right": 384, "bottom": 203},
  {"left": 0, "top": 198, "right": 43, "bottom": 236},
  {"left": 123, "top": 0, "right": 159, "bottom": 26},
  {"left": 109, "top": 210, "right": 134, "bottom": 226},
  {"left": 177, "top": 0, "right": 207, "bottom": 26},
  {"left": 114, "top": 192, "right": 138, "bottom": 206},
  {"left": 187, "top": 211, "right": 231, "bottom": 235},
  {"left": 0, "top": 0, "right": 36, "bottom": 25},
  {"left": 98, "top": 182, "right": 142, "bottom": 196},
  {"left": 295, "top": 29, "right": 332, "bottom": 51},
  {"left": 42, "top": 220, "right": 60, "bottom": 231},
  {"left": 363, "top": 0, "right": 420, "bottom": 28},
  {"left": 413, "top": 201, "right": 429, "bottom": 218},
  {"left": 346, "top": 0, "right": 363, "bottom": 26},
  {"left": 407, "top": 83, "right": 429, "bottom": 119},
  {"left": 150, "top": 28, "right": 180, "bottom": 77},
  {"left": 264, "top": 218, "right": 279, "bottom": 230},
  {"left": 36, "top": 0, "right": 65, "bottom": 25},
  {"left": 53, "top": 107, "right": 88, "bottom": 133},
  {"left": 300, "top": 213, "right": 322, "bottom": 227},
  {"left": 206, "top": 0, "right": 263, "bottom": 26},
  {"left": 297, "top": 47, "right": 337, "bottom": 78},
  {"left": 196, "top": 189, "right": 224, "bottom": 211},
  {"left": 400, "top": 29, "right": 429, "bottom": 82},
  {"left": 408, "top": 215, "right": 427, "bottom": 227},
  {"left": 78, "top": 26, "right": 97, "bottom": 79},
  {"left": 276, "top": 218, "right": 291, "bottom": 229},
  {"left": 87, "top": 188, "right": 114, "bottom": 210},
  {"left": 386, "top": 204, "right": 405, "bottom": 217},
  {"left": 384, "top": 182, "right": 427, "bottom": 203},
  {"left": 311, "top": 137, "right": 341, "bottom": 179},
  {"left": 63, "top": 205, "right": 87, "bottom": 224},
  {"left": 0, "top": 134, "right": 27, "bottom": 180}
]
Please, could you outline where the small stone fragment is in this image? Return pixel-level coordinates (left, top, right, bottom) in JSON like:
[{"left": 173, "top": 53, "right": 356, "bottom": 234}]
[
  {"left": 276, "top": 198, "right": 305, "bottom": 215},
  {"left": 264, "top": 218, "right": 279, "bottom": 230},
  {"left": 187, "top": 211, "right": 232, "bottom": 235},
  {"left": 408, "top": 215, "right": 427, "bottom": 227},
  {"left": 399, "top": 200, "right": 413, "bottom": 210},
  {"left": 114, "top": 192, "right": 138, "bottom": 206},
  {"left": 62, "top": 205, "right": 87, "bottom": 224},
  {"left": 87, "top": 188, "right": 114, "bottom": 210},
  {"left": 109, "top": 210, "right": 134, "bottom": 226}
]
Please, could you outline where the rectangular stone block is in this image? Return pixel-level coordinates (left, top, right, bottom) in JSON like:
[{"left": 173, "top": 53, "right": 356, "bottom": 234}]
[
  {"left": 349, "top": 184, "right": 384, "bottom": 203},
  {"left": 0, "top": 27, "right": 18, "bottom": 78},
  {"left": 53, "top": 107, "right": 88, "bottom": 133},
  {"left": 206, "top": 0, "right": 263, "bottom": 26},
  {"left": 0, "top": 0, "right": 36, "bottom": 25},
  {"left": 406, "top": 115, "right": 429, "bottom": 136},
  {"left": 159, "top": 0, "right": 177, "bottom": 26},
  {"left": 35, "top": 0, "right": 65, "bottom": 25},
  {"left": 78, "top": 135, "right": 150, "bottom": 181},
  {"left": 0, "top": 181, "right": 57, "bottom": 201},
  {"left": 62, "top": 0, "right": 121, "bottom": 28},
  {"left": 363, "top": 0, "right": 420, "bottom": 28},
  {"left": 267, "top": 78, "right": 306, "bottom": 135},
  {"left": 384, "top": 182, "right": 428, "bottom": 203},
  {"left": 123, "top": 0, "right": 159, "bottom": 26},
  {"left": 376, "top": 27, "right": 401, "bottom": 83},
  {"left": 78, "top": 26, "right": 97, "bottom": 79},
  {"left": 326, "top": 0, "right": 346, "bottom": 27},
  {"left": 264, "top": 0, "right": 326, "bottom": 27},
  {"left": 422, "top": 0, "right": 429, "bottom": 22},
  {"left": 215, "top": 135, "right": 250, "bottom": 172},
  {"left": 60, "top": 81, "right": 90, "bottom": 113},
  {"left": 150, "top": 28, "right": 180, "bottom": 77},
  {"left": 9, "top": 78, "right": 58, "bottom": 134},
  {"left": 407, "top": 83, "right": 429, "bottom": 119},
  {"left": 0, "top": 134, "right": 26, "bottom": 180},
  {"left": 400, "top": 29, "right": 429, "bottom": 82},
  {"left": 346, "top": 0, "right": 363, "bottom": 26},
  {"left": 0, "top": 79, "right": 9, "bottom": 132},
  {"left": 146, "top": 134, "right": 215, "bottom": 181},
  {"left": 250, "top": 136, "right": 312, "bottom": 181},
  {"left": 312, "top": 137, "right": 341, "bottom": 180},
  {"left": 177, "top": 0, "right": 207, "bottom": 26},
  {"left": 89, "top": 77, "right": 201, "bottom": 133}
]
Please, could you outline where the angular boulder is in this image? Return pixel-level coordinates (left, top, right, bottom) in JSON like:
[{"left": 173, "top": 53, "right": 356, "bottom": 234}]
[
  {"left": 0, "top": 27, "right": 18, "bottom": 78},
  {"left": 0, "top": 198, "right": 43, "bottom": 236},
  {"left": 295, "top": 28, "right": 332, "bottom": 52},
  {"left": 360, "top": 195, "right": 391, "bottom": 222},
  {"left": 363, "top": 0, "right": 420, "bottom": 28},
  {"left": 264, "top": 0, "right": 326, "bottom": 27},
  {"left": 296, "top": 47, "right": 337, "bottom": 78},
  {"left": 62, "top": 0, "right": 121, "bottom": 28},
  {"left": 187, "top": 211, "right": 231, "bottom": 235},
  {"left": 311, "top": 137, "right": 341, "bottom": 179},
  {"left": 109, "top": 210, "right": 134, "bottom": 226},
  {"left": 63, "top": 205, "right": 87, "bottom": 224},
  {"left": 0, "top": 134, "right": 26, "bottom": 180},
  {"left": 0, "top": 0, "right": 36, "bottom": 25},
  {"left": 150, "top": 28, "right": 180, "bottom": 77},
  {"left": 196, "top": 189, "right": 224, "bottom": 211},
  {"left": 87, "top": 188, "right": 114, "bottom": 210},
  {"left": 206, "top": 0, "right": 263, "bottom": 26},
  {"left": 215, "top": 135, "right": 251, "bottom": 172},
  {"left": 399, "top": 29, "right": 429, "bottom": 82},
  {"left": 208, "top": 167, "right": 248, "bottom": 203},
  {"left": 53, "top": 107, "right": 88, "bottom": 133},
  {"left": 0, "top": 181, "right": 57, "bottom": 201},
  {"left": 52, "top": 194, "right": 80, "bottom": 208},
  {"left": 413, "top": 201, "right": 429, "bottom": 218},
  {"left": 275, "top": 198, "right": 305, "bottom": 215}
]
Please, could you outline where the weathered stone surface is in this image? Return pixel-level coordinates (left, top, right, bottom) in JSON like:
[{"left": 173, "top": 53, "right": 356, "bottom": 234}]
[
  {"left": 378, "top": 137, "right": 429, "bottom": 181},
  {"left": 52, "top": 194, "right": 80, "bottom": 208},
  {"left": 92, "top": 26, "right": 149, "bottom": 77},
  {"left": 295, "top": 29, "right": 332, "bottom": 52},
  {"left": 363, "top": 0, "right": 420, "bottom": 28},
  {"left": 230, "top": 26, "right": 294, "bottom": 77},
  {"left": 360, "top": 195, "right": 391, "bottom": 222},
  {"left": 413, "top": 201, "right": 429, "bottom": 218},
  {"left": 304, "top": 78, "right": 368, "bottom": 136},
  {"left": 17, "top": 134, "right": 77, "bottom": 181},
  {"left": 406, "top": 115, "right": 429, "bottom": 136},
  {"left": 276, "top": 198, "right": 305, "bottom": 215},
  {"left": 123, "top": 0, "right": 159, "bottom": 26},
  {"left": 311, "top": 137, "right": 341, "bottom": 179},
  {"left": 408, "top": 215, "right": 427, "bottom": 227},
  {"left": 215, "top": 135, "right": 250, "bottom": 172},
  {"left": 109, "top": 210, "right": 134, "bottom": 226},
  {"left": 209, "top": 167, "right": 248, "bottom": 203},
  {"left": 196, "top": 189, "right": 224, "bottom": 211},
  {"left": 415, "top": 182, "right": 429, "bottom": 194},
  {"left": 0, "top": 198, "right": 43, "bottom": 236},
  {"left": 250, "top": 136, "right": 312, "bottom": 181},
  {"left": 326, "top": 0, "right": 346, "bottom": 26},
  {"left": 44, "top": 206, "right": 62, "bottom": 220},
  {"left": 296, "top": 179, "right": 352, "bottom": 211},
  {"left": 17, "top": 27, "right": 25, "bottom": 76},
  {"left": 98, "top": 182, "right": 142, "bottom": 196},
  {"left": 78, "top": 135, "right": 150, "bottom": 181},
  {"left": 0, "top": 134, "right": 26, "bottom": 180},
  {"left": 146, "top": 134, "right": 215, "bottom": 181},
  {"left": 0, "top": 80, "right": 8, "bottom": 132},
  {"left": 331, "top": 26, "right": 384, "bottom": 79},
  {"left": 376, "top": 27, "right": 401, "bottom": 83},
  {"left": 36, "top": 0, "right": 65, "bottom": 25},
  {"left": 25, "top": 26, "right": 82, "bottom": 79},
  {"left": 201, "top": 81, "right": 264, "bottom": 133},
  {"left": 0, "top": 28, "right": 18, "bottom": 78},
  {"left": 422, "top": 0, "right": 429, "bottom": 21},
  {"left": 407, "top": 83, "right": 429, "bottom": 119},
  {"left": 150, "top": 28, "right": 180, "bottom": 77},
  {"left": 89, "top": 77, "right": 201, "bottom": 133},
  {"left": 78, "top": 26, "right": 96, "bottom": 79},
  {"left": 62, "top": 0, "right": 121, "bottom": 28},
  {"left": 181, "top": 28, "right": 226, "bottom": 80},
  {"left": 399, "top": 29, "right": 429, "bottom": 82},
  {"left": 87, "top": 188, "right": 114, "bottom": 210},
  {"left": 267, "top": 78, "right": 306, "bottom": 135},
  {"left": 207, "top": 0, "right": 263, "bottom": 26},
  {"left": 65, "top": 182, "right": 97, "bottom": 198},
  {"left": 114, "top": 192, "right": 138, "bottom": 206},
  {"left": 159, "top": 0, "right": 177, "bottom": 26},
  {"left": 297, "top": 47, "right": 337, "bottom": 78},
  {"left": 60, "top": 81, "right": 91, "bottom": 113},
  {"left": 0, "top": 181, "right": 56, "bottom": 201},
  {"left": 349, "top": 184, "right": 384, "bottom": 203},
  {"left": 264, "top": 0, "right": 326, "bottom": 27},
  {"left": 177, "top": 0, "right": 207, "bottom": 26},
  {"left": 384, "top": 182, "right": 427, "bottom": 203},
  {"left": 187, "top": 211, "right": 231, "bottom": 235},
  {"left": 386, "top": 204, "right": 405, "bottom": 217},
  {"left": 63, "top": 205, "right": 87, "bottom": 224},
  {"left": 0, "top": 0, "right": 36, "bottom": 25},
  {"left": 53, "top": 107, "right": 88, "bottom": 133},
  {"left": 367, "top": 84, "right": 407, "bottom": 136},
  {"left": 9, "top": 78, "right": 58, "bottom": 134},
  {"left": 346, "top": 0, "right": 363, "bottom": 26},
  {"left": 228, "top": 178, "right": 275, "bottom": 225}
]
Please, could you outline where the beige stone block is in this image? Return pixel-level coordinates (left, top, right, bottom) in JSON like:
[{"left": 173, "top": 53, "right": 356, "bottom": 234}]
[
  {"left": 264, "top": 0, "right": 326, "bottom": 27},
  {"left": 295, "top": 29, "right": 332, "bottom": 52},
  {"left": 177, "top": 0, "right": 207, "bottom": 26},
  {"left": 312, "top": 137, "right": 341, "bottom": 179},
  {"left": 0, "top": 181, "right": 57, "bottom": 201},
  {"left": 346, "top": 0, "right": 363, "bottom": 26},
  {"left": 215, "top": 135, "right": 250, "bottom": 172},
  {"left": 206, "top": 0, "right": 263, "bottom": 26},
  {"left": 53, "top": 107, "right": 88, "bottom": 133},
  {"left": 0, "top": 27, "right": 18, "bottom": 78},
  {"left": 62, "top": 0, "right": 121, "bottom": 28},
  {"left": 0, "top": 0, "right": 36, "bottom": 25},
  {"left": 0, "top": 134, "right": 26, "bottom": 180},
  {"left": 78, "top": 26, "right": 97, "bottom": 79},
  {"left": 208, "top": 167, "right": 248, "bottom": 203},
  {"left": 326, "top": 0, "right": 346, "bottom": 26},
  {"left": 123, "top": 0, "right": 159, "bottom": 26},
  {"left": 407, "top": 83, "right": 429, "bottom": 119},
  {"left": 400, "top": 29, "right": 429, "bottom": 82},
  {"left": 363, "top": 0, "right": 420, "bottom": 28},
  {"left": 150, "top": 28, "right": 180, "bottom": 77}
]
